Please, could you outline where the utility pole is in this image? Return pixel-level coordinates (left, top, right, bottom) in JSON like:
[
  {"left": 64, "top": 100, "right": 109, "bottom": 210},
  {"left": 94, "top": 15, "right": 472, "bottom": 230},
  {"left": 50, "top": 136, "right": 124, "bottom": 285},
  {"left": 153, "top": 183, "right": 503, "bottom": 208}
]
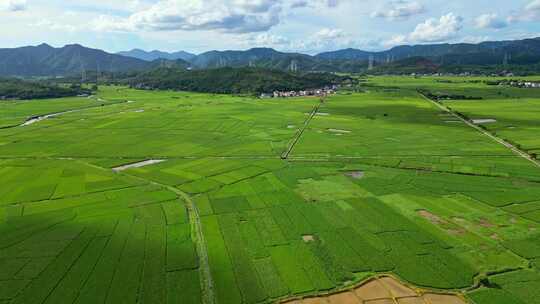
[
  {"left": 289, "top": 59, "right": 298, "bottom": 73},
  {"left": 503, "top": 53, "right": 509, "bottom": 66}
]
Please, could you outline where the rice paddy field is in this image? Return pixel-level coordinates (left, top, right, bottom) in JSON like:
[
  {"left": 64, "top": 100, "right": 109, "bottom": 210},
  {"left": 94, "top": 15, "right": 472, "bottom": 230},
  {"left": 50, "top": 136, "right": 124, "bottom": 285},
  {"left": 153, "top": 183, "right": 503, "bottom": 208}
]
[{"left": 1, "top": 77, "right": 539, "bottom": 304}]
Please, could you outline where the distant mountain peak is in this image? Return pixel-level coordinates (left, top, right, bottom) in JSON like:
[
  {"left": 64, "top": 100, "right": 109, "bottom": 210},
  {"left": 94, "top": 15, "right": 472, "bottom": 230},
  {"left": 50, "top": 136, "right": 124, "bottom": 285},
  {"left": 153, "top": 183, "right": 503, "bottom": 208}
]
[
  {"left": 118, "top": 49, "right": 196, "bottom": 62},
  {"left": 36, "top": 43, "right": 53, "bottom": 48}
]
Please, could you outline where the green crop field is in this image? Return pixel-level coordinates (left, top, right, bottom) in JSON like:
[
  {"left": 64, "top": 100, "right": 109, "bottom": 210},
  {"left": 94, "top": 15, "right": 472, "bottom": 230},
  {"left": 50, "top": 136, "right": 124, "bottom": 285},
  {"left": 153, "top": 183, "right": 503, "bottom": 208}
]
[{"left": 1, "top": 78, "right": 539, "bottom": 304}]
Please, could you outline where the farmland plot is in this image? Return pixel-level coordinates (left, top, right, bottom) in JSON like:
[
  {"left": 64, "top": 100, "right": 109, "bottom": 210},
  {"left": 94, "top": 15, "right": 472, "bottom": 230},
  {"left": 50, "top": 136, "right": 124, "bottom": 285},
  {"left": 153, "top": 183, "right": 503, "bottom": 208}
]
[{"left": 1, "top": 80, "right": 539, "bottom": 304}]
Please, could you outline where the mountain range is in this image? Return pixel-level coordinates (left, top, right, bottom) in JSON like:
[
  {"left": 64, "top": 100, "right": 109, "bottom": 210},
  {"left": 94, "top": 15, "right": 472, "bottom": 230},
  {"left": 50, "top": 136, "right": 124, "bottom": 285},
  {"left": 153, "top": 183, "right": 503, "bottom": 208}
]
[
  {"left": 0, "top": 43, "right": 160, "bottom": 77},
  {"left": 117, "top": 49, "right": 196, "bottom": 62},
  {"left": 316, "top": 37, "right": 540, "bottom": 66},
  {"left": 1, "top": 37, "right": 539, "bottom": 77}
]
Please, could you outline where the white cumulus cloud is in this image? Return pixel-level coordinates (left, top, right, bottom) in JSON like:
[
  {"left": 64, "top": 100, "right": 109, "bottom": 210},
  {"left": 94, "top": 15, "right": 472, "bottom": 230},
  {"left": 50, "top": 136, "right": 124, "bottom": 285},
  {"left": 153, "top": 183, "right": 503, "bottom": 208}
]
[
  {"left": 409, "top": 13, "right": 463, "bottom": 42},
  {"left": 243, "top": 33, "right": 290, "bottom": 47},
  {"left": 242, "top": 27, "right": 354, "bottom": 53},
  {"left": 475, "top": 13, "right": 508, "bottom": 29},
  {"left": 371, "top": 1, "right": 425, "bottom": 20},
  {"left": 92, "top": 0, "right": 343, "bottom": 34},
  {"left": 384, "top": 13, "right": 463, "bottom": 46},
  {"left": 1, "top": 0, "right": 27, "bottom": 11},
  {"left": 508, "top": 0, "right": 540, "bottom": 22}
]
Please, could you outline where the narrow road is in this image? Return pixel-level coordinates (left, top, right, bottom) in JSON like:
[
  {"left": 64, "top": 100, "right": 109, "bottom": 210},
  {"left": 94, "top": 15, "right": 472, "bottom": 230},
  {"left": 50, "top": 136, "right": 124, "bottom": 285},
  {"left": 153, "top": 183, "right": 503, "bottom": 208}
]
[
  {"left": 82, "top": 161, "right": 216, "bottom": 304},
  {"left": 164, "top": 185, "right": 215, "bottom": 304},
  {"left": 281, "top": 97, "right": 326, "bottom": 159},
  {"left": 419, "top": 92, "right": 540, "bottom": 169}
]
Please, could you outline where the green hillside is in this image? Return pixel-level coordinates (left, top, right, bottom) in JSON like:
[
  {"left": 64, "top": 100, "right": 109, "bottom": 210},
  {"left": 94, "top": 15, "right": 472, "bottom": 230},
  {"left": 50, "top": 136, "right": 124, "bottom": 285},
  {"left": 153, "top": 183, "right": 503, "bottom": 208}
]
[
  {"left": 128, "top": 67, "right": 348, "bottom": 94},
  {"left": 0, "top": 78, "right": 86, "bottom": 100}
]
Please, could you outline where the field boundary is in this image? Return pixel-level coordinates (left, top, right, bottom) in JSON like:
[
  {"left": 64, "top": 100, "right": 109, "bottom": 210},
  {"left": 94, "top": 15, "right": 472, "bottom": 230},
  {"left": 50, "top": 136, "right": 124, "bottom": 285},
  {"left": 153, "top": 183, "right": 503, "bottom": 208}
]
[{"left": 419, "top": 91, "right": 540, "bottom": 170}]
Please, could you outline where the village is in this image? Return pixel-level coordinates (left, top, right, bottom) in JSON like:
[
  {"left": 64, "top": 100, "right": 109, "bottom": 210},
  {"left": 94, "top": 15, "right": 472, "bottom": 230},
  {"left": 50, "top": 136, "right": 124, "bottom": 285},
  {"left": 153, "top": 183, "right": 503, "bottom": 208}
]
[
  {"left": 504, "top": 80, "right": 540, "bottom": 88},
  {"left": 259, "top": 85, "right": 339, "bottom": 99}
]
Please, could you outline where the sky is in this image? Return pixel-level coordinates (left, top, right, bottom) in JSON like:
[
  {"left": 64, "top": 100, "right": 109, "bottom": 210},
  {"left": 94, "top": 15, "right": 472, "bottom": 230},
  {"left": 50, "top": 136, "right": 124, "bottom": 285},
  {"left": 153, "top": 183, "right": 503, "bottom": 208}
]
[{"left": 1, "top": 0, "right": 540, "bottom": 54}]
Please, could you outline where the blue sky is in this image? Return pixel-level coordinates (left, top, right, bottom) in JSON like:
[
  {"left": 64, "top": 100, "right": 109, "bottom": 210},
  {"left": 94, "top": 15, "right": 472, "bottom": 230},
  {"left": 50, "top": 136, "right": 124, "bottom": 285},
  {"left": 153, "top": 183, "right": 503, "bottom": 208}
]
[{"left": 1, "top": 0, "right": 539, "bottom": 54}]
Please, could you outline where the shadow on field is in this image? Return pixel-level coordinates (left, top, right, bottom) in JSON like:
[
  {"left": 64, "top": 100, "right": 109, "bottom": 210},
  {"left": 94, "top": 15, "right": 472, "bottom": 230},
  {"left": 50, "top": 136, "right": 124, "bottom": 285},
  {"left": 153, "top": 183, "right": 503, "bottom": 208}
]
[
  {"left": 0, "top": 205, "right": 200, "bottom": 304},
  {"left": 325, "top": 104, "right": 446, "bottom": 125},
  {"left": 326, "top": 103, "right": 540, "bottom": 130}
]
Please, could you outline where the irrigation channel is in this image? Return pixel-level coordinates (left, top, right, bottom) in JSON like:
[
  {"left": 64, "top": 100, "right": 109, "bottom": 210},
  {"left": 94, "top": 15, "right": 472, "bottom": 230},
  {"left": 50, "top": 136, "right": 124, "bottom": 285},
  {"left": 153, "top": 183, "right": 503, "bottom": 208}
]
[
  {"left": 419, "top": 92, "right": 540, "bottom": 170},
  {"left": 281, "top": 97, "right": 326, "bottom": 160},
  {"left": 0, "top": 98, "right": 131, "bottom": 129}
]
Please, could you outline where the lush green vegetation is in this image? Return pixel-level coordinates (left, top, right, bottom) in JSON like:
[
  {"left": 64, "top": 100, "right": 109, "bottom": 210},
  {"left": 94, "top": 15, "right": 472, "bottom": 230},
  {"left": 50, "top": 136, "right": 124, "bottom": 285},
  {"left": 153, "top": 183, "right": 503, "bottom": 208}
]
[
  {"left": 371, "top": 59, "right": 540, "bottom": 76},
  {"left": 0, "top": 77, "right": 539, "bottom": 304},
  {"left": 0, "top": 78, "right": 86, "bottom": 100},
  {"left": 129, "top": 67, "right": 348, "bottom": 94}
]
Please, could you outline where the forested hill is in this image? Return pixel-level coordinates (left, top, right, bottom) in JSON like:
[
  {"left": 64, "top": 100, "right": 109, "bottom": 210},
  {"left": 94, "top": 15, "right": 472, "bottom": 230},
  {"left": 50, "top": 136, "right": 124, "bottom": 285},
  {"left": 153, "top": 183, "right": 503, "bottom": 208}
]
[
  {"left": 128, "top": 67, "right": 348, "bottom": 94},
  {"left": 2, "top": 37, "right": 539, "bottom": 77},
  {"left": 316, "top": 37, "right": 540, "bottom": 64},
  {"left": 0, "top": 78, "right": 86, "bottom": 100},
  {"left": 0, "top": 44, "right": 162, "bottom": 77}
]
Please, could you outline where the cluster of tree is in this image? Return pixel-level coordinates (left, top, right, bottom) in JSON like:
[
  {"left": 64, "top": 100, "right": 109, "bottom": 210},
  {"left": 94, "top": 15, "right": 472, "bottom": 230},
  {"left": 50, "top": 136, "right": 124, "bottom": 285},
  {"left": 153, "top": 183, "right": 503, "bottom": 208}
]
[
  {"left": 128, "top": 67, "right": 349, "bottom": 94},
  {"left": 368, "top": 55, "right": 540, "bottom": 76},
  {"left": 0, "top": 78, "right": 89, "bottom": 100}
]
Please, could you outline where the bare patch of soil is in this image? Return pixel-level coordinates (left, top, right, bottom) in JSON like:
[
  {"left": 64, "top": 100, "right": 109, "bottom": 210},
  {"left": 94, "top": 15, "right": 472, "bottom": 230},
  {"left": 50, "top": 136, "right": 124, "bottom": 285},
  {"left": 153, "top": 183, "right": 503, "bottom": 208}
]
[
  {"left": 472, "top": 119, "right": 497, "bottom": 124},
  {"left": 364, "top": 299, "right": 394, "bottom": 304},
  {"left": 379, "top": 277, "right": 417, "bottom": 298},
  {"left": 423, "top": 293, "right": 467, "bottom": 304},
  {"left": 418, "top": 210, "right": 447, "bottom": 225},
  {"left": 452, "top": 217, "right": 466, "bottom": 223},
  {"left": 112, "top": 159, "right": 166, "bottom": 172},
  {"left": 302, "top": 235, "right": 315, "bottom": 243},
  {"left": 354, "top": 280, "right": 392, "bottom": 300},
  {"left": 346, "top": 171, "right": 365, "bottom": 180},
  {"left": 397, "top": 297, "right": 425, "bottom": 304},
  {"left": 302, "top": 298, "right": 327, "bottom": 304},
  {"left": 328, "top": 129, "right": 352, "bottom": 134},
  {"left": 328, "top": 292, "right": 360, "bottom": 304},
  {"left": 447, "top": 228, "right": 466, "bottom": 236},
  {"left": 478, "top": 218, "right": 495, "bottom": 228},
  {"left": 490, "top": 233, "right": 501, "bottom": 240},
  {"left": 282, "top": 276, "right": 467, "bottom": 304}
]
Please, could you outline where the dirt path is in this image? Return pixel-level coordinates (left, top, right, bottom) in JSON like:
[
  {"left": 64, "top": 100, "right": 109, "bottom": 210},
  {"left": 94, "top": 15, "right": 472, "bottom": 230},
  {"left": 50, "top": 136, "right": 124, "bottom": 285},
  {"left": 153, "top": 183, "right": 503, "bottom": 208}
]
[
  {"left": 82, "top": 161, "right": 216, "bottom": 304},
  {"left": 419, "top": 92, "right": 540, "bottom": 169},
  {"left": 169, "top": 186, "right": 215, "bottom": 304},
  {"left": 281, "top": 97, "right": 326, "bottom": 159}
]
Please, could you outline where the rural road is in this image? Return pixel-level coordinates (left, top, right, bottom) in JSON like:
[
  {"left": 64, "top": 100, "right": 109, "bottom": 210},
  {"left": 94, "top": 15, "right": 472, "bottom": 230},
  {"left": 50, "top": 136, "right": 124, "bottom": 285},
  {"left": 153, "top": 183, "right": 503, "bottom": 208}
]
[
  {"left": 281, "top": 97, "right": 326, "bottom": 159},
  {"left": 419, "top": 92, "right": 540, "bottom": 169},
  {"left": 82, "top": 160, "right": 216, "bottom": 304}
]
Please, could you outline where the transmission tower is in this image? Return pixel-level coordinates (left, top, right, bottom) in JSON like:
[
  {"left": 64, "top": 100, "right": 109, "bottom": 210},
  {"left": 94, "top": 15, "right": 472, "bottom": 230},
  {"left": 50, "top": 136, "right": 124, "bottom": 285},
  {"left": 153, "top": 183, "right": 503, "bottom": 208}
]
[
  {"left": 368, "top": 55, "right": 374, "bottom": 70},
  {"left": 289, "top": 60, "right": 298, "bottom": 73}
]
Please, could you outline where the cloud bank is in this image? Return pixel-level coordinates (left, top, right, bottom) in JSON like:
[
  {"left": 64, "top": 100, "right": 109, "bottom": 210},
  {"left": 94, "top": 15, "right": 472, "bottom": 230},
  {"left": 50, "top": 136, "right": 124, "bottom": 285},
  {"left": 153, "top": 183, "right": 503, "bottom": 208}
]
[
  {"left": 1, "top": 0, "right": 27, "bottom": 11},
  {"left": 93, "top": 0, "right": 343, "bottom": 33},
  {"left": 371, "top": 1, "right": 425, "bottom": 20}
]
